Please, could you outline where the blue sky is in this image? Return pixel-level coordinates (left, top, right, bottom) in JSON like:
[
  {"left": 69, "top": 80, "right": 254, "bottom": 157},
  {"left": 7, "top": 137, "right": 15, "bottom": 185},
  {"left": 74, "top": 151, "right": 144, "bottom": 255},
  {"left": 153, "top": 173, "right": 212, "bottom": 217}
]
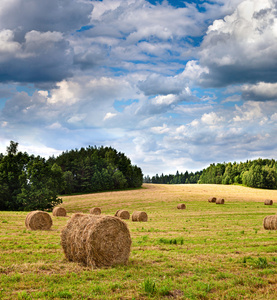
[{"left": 0, "top": 0, "right": 277, "bottom": 176}]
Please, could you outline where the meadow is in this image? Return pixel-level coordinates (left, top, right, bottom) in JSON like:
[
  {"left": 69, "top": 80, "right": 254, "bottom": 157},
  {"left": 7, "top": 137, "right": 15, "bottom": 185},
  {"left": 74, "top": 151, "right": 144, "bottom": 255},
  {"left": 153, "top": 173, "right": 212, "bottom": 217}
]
[{"left": 1, "top": 183, "right": 277, "bottom": 299}]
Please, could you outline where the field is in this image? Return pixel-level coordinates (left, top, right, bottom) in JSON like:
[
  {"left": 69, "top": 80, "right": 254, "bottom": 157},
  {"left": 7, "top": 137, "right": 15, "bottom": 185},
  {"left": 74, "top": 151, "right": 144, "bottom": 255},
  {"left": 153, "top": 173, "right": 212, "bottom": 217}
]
[{"left": 1, "top": 183, "right": 277, "bottom": 299}]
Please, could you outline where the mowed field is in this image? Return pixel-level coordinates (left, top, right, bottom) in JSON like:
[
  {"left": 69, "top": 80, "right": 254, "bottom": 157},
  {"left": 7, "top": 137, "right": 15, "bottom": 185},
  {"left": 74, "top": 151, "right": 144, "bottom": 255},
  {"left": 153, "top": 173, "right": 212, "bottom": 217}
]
[{"left": 1, "top": 183, "right": 277, "bottom": 299}]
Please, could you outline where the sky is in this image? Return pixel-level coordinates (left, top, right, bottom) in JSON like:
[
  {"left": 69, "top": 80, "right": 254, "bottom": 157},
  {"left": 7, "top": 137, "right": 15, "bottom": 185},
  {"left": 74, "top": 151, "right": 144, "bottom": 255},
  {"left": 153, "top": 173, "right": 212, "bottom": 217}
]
[{"left": 0, "top": 0, "right": 277, "bottom": 177}]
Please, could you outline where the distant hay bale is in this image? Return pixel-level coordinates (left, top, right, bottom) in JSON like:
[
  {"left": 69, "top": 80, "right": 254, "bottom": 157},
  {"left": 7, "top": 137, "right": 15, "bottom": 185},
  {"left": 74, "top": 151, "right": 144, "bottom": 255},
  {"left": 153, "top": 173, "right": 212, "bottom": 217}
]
[
  {"left": 132, "top": 211, "right": 148, "bottom": 222},
  {"left": 263, "top": 215, "right": 277, "bottom": 230},
  {"left": 89, "top": 207, "right": 101, "bottom": 215},
  {"left": 264, "top": 199, "right": 273, "bottom": 205},
  {"left": 208, "top": 197, "right": 217, "bottom": 203},
  {"left": 60, "top": 213, "right": 131, "bottom": 268},
  {"left": 115, "top": 209, "right": 130, "bottom": 220},
  {"left": 177, "top": 203, "right": 186, "bottom": 209},
  {"left": 53, "top": 207, "right": 67, "bottom": 216},
  {"left": 25, "top": 211, "right": 52, "bottom": 230},
  {"left": 216, "top": 198, "right": 224, "bottom": 204}
]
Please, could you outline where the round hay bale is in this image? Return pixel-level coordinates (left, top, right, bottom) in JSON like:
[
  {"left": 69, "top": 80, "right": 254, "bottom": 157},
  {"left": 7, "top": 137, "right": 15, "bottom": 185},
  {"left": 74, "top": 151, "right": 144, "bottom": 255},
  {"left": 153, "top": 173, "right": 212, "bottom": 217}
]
[
  {"left": 53, "top": 207, "right": 67, "bottom": 217},
  {"left": 216, "top": 198, "right": 224, "bottom": 204},
  {"left": 132, "top": 211, "right": 148, "bottom": 222},
  {"left": 60, "top": 213, "right": 131, "bottom": 268},
  {"left": 263, "top": 215, "right": 277, "bottom": 230},
  {"left": 25, "top": 210, "right": 52, "bottom": 230},
  {"left": 177, "top": 203, "right": 186, "bottom": 209},
  {"left": 208, "top": 197, "right": 217, "bottom": 203},
  {"left": 264, "top": 199, "right": 273, "bottom": 205},
  {"left": 89, "top": 207, "right": 101, "bottom": 215},
  {"left": 115, "top": 209, "right": 130, "bottom": 220}
]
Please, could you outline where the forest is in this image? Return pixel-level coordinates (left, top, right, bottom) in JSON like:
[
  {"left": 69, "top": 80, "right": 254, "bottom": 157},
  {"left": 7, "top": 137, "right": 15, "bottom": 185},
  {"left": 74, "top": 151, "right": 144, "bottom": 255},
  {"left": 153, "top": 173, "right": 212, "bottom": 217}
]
[
  {"left": 146, "top": 158, "right": 277, "bottom": 190},
  {"left": 0, "top": 141, "right": 143, "bottom": 211},
  {"left": 144, "top": 170, "right": 202, "bottom": 184},
  {"left": 199, "top": 159, "right": 277, "bottom": 189}
]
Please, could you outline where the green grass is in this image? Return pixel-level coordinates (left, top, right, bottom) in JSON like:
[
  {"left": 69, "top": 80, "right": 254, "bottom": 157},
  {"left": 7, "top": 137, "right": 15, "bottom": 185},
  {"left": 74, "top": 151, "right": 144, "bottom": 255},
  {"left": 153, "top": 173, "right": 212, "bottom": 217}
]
[{"left": 1, "top": 183, "right": 277, "bottom": 299}]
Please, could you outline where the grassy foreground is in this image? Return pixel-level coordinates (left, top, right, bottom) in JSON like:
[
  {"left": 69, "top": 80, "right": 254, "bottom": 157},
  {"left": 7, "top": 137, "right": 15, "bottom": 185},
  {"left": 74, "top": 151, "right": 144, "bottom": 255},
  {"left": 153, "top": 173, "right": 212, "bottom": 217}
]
[{"left": 1, "top": 183, "right": 277, "bottom": 299}]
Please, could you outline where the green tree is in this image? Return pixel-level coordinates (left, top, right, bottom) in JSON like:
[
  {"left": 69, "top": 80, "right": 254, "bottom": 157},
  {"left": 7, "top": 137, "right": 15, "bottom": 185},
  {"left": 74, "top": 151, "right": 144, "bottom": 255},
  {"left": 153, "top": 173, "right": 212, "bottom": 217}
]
[
  {"left": 17, "top": 157, "right": 63, "bottom": 211},
  {"left": 0, "top": 142, "right": 30, "bottom": 210}
]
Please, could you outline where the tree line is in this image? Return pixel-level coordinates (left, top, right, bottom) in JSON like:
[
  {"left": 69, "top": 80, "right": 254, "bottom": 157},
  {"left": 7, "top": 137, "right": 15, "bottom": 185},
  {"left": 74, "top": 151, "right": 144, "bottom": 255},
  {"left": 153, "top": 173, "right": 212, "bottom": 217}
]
[
  {"left": 199, "top": 159, "right": 277, "bottom": 189},
  {"left": 0, "top": 141, "right": 143, "bottom": 211},
  {"left": 144, "top": 170, "right": 202, "bottom": 184},
  {"left": 145, "top": 158, "right": 277, "bottom": 190}
]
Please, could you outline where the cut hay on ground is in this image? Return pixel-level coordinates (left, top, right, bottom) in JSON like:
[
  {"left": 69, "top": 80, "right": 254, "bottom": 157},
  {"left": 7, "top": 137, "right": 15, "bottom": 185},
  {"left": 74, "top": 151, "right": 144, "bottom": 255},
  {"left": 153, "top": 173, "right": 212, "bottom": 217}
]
[
  {"left": 177, "top": 203, "right": 186, "bottom": 209},
  {"left": 25, "top": 211, "right": 52, "bottom": 230},
  {"left": 60, "top": 213, "right": 131, "bottom": 268},
  {"left": 216, "top": 198, "right": 225, "bottom": 204},
  {"left": 208, "top": 197, "right": 217, "bottom": 203},
  {"left": 89, "top": 207, "right": 101, "bottom": 215},
  {"left": 263, "top": 215, "right": 277, "bottom": 230},
  {"left": 115, "top": 209, "right": 130, "bottom": 219},
  {"left": 132, "top": 211, "right": 148, "bottom": 222},
  {"left": 264, "top": 199, "right": 273, "bottom": 205},
  {"left": 53, "top": 207, "right": 67, "bottom": 216}
]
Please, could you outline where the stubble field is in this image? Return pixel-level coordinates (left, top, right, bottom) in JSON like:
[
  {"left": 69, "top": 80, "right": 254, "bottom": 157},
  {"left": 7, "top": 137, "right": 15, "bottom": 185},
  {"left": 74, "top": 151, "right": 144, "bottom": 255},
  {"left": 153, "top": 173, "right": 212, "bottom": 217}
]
[{"left": 1, "top": 183, "right": 277, "bottom": 299}]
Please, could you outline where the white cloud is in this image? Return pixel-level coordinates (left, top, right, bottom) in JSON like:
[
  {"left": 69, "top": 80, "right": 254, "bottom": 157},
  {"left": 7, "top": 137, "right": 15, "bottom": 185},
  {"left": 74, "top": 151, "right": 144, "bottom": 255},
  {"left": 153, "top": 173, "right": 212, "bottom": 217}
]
[
  {"left": 233, "top": 101, "right": 264, "bottom": 122},
  {"left": 199, "top": 0, "right": 277, "bottom": 87},
  {"left": 153, "top": 94, "right": 178, "bottom": 106},
  {"left": 201, "top": 112, "right": 224, "bottom": 125},
  {"left": 150, "top": 124, "right": 169, "bottom": 134},
  {"left": 0, "top": 30, "right": 21, "bottom": 56},
  {"left": 242, "top": 82, "right": 277, "bottom": 101},
  {"left": 104, "top": 112, "right": 117, "bottom": 120}
]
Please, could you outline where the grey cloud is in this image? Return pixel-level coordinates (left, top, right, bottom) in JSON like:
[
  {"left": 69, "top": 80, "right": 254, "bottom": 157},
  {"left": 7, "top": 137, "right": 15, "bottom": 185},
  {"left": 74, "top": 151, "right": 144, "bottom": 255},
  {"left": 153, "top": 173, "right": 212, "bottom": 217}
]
[
  {"left": 0, "top": 31, "right": 73, "bottom": 83},
  {"left": 137, "top": 74, "right": 184, "bottom": 96},
  {"left": 198, "top": 0, "right": 277, "bottom": 88},
  {"left": 0, "top": 0, "right": 92, "bottom": 84},
  {"left": 0, "top": 0, "right": 92, "bottom": 36},
  {"left": 241, "top": 83, "right": 277, "bottom": 101}
]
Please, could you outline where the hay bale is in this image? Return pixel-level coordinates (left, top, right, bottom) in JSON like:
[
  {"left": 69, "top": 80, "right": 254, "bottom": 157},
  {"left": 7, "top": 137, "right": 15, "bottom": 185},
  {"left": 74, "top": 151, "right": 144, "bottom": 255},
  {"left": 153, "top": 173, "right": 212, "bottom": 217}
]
[
  {"left": 60, "top": 213, "right": 131, "bottom": 268},
  {"left": 264, "top": 199, "right": 273, "bottom": 205},
  {"left": 25, "top": 211, "right": 52, "bottom": 230},
  {"left": 216, "top": 198, "right": 224, "bottom": 204},
  {"left": 132, "top": 211, "right": 148, "bottom": 222},
  {"left": 89, "top": 207, "right": 101, "bottom": 215},
  {"left": 208, "top": 197, "right": 217, "bottom": 203},
  {"left": 115, "top": 209, "right": 130, "bottom": 220},
  {"left": 53, "top": 207, "right": 67, "bottom": 216},
  {"left": 263, "top": 215, "right": 277, "bottom": 230},
  {"left": 177, "top": 203, "right": 186, "bottom": 209}
]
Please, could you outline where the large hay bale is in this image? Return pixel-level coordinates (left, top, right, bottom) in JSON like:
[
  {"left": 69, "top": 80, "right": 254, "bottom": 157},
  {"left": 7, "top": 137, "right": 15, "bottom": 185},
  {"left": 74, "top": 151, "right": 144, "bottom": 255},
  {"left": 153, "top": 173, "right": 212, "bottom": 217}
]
[
  {"left": 60, "top": 213, "right": 131, "bottom": 268},
  {"left": 115, "top": 209, "right": 130, "bottom": 220},
  {"left": 208, "top": 197, "right": 217, "bottom": 203},
  {"left": 89, "top": 207, "right": 101, "bottom": 215},
  {"left": 216, "top": 198, "right": 224, "bottom": 204},
  {"left": 177, "top": 203, "right": 186, "bottom": 209},
  {"left": 132, "top": 211, "right": 148, "bottom": 222},
  {"left": 263, "top": 215, "right": 277, "bottom": 230},
  {"left": 53, "top": 207, "right": 67, "bottom": 216},
  {"left": 25, "top": 211, "right": 52, "bottom": 230},
  {"left": 264, "top": 199, "right": 273, "bottom": 205}
]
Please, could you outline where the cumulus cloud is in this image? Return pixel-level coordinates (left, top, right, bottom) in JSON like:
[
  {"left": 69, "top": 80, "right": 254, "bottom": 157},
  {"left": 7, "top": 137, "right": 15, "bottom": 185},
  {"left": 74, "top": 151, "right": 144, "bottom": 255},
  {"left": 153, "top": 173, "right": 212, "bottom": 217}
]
[
  {"left": 0, "top": 0, "right": 92, "bottom": 83},
  {"left": 72, "top": 0, "right": 235, "bottom": 74},
  {"left": 233, "top": 101, "right": 264, "bottom": 122},
  {"left": 199, "top": 0, "right": 277, "bottom": 87},
  {"left": 241, "top": 82, "right": 277, "bottom": 101},
  {"left": 0, "top": 29, "right": 73, "bottom": 83}
]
